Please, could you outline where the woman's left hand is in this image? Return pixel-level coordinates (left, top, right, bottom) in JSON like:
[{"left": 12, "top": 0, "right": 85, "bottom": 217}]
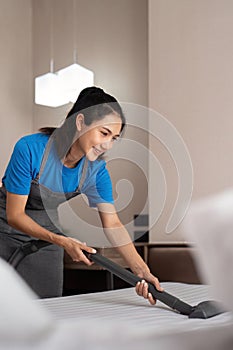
[{"left": 135, "top": 271, "right": 164, "bottom": 305}]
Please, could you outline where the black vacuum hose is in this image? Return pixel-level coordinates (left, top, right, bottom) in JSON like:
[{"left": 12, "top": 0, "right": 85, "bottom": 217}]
[{"left": 85, "top": 251, "right": 193, "bottom": 316}]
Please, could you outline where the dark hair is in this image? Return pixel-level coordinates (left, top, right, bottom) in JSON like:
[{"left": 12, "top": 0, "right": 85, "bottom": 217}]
[{"left": 39, "top": 86, "right": 126, "bottom": 159}]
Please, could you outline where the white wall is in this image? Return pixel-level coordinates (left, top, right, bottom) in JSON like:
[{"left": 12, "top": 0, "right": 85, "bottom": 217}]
[
  {"left": 0, "top": 0, "right": 33, "bottom": 179},
  {"left": 149, "top": 0, "right": 233, "bottom": 243}
]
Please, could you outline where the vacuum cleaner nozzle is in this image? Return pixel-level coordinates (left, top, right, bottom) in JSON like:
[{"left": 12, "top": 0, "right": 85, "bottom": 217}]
[{"left": 188, "top": 300, "right": 225, "bottom": 319}]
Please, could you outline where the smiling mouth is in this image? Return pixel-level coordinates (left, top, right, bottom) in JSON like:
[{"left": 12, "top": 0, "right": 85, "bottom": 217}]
[{"left": 93, "top": 147, "right": 103, "bottom": 156}]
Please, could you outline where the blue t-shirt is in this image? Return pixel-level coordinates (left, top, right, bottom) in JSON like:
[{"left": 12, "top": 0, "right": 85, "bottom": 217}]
[{"left": 2, "top": 133, "right": 114, "bottom": 207}]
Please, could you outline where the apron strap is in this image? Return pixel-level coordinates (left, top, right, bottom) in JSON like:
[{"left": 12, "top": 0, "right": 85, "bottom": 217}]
[
  {"left": 7, "top": 240, "right": 53, "bottom": 269},
  {"left": 76, "top": 157, "right": 89, "bottom": 192},
  {"left": 37, "top": 136, "right": 54, "bottom": 180}
]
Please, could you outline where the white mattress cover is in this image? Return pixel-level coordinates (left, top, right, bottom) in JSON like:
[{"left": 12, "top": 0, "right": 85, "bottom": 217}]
[
  {"left": 2, "top": 283, "right": 232, "bottom": 350},
  {"left": 39, "top": 282, "right": 233, "bottom": 350},
  {"left": 40, "top": 282, "right": 232, "bottom": 331}
]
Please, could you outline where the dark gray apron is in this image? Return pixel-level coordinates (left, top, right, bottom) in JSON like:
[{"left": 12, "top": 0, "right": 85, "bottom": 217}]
[{"left": 0, "top": 140, "right": 88, "bottom": 298}]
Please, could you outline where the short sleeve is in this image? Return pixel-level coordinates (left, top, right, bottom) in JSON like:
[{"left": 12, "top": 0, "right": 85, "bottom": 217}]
[
  {"left": 84, "top": 163, "right": 114, "bottom": 207},
  {"left": 2, "top": 139, "right": 32, "bottom": 195}
]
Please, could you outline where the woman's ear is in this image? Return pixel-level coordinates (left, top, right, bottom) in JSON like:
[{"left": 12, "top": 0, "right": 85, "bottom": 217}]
[{"left": 76, "top": 114, "right": 85, "bottom": 132}]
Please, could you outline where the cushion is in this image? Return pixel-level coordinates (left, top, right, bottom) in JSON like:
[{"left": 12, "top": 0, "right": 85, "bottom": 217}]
[
  {"left": 183, "top": 188, "right": 233, "bottom": 312},
  {"left": 0, "top": 257, "right": 52, "bottom": 343}
]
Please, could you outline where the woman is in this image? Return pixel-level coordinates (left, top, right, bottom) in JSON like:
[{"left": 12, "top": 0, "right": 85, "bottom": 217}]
[{"left": 0, "top": 87, "right": 162, "bottom": 300}]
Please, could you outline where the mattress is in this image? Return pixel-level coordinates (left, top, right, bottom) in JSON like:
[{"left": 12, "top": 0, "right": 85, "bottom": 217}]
[
  {"left": 1, "top": 252, "right": 232, "bottom": 350},
  {"left": 40, "top": 282, "right": 232, "bottom": 329},
  {"left": 4, "top": 282, "right": 232, "bottom": 350}
]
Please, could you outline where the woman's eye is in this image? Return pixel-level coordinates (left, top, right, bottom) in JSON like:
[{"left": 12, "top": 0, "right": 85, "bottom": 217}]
[{"left": 101, "top": 131, "right": 108, "bottom": 136}]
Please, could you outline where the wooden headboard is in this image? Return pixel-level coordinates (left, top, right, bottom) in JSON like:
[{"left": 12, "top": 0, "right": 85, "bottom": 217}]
[{"left": 147, "top": 244, "right": 201, "bottom": 284}]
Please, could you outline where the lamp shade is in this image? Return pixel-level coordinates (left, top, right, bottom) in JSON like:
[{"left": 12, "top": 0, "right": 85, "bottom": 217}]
[
  {"left": 35, "top": 72, "right": 68, "bottom": 107},
  {"left": 58, "top": 63, "right": 94, "bottom": 103}
]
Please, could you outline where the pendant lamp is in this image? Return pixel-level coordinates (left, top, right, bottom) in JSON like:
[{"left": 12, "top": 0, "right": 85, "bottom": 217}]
[
  {"left": 34, "top": 0, "right": 94, "bottom": 107},
  {"left": 34, "top": 0, "right": 65, "bottom": 107},
  {"left": 57, "top": 63, "right": 94, "bottom": 104},
  {"left": 57, "top": 0, "right": 94, "bottom": 104},
  {"left": 35, "top": 69, "right": 68, "bottom": 107}
]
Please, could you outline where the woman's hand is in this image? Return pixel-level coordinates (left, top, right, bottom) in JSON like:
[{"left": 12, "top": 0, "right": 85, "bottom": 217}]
[
  {"left": 64, "top": 237, "right": 96, "bottom": 266},
  {"left": 135, "top": 271, "right": 164, "bottom": 305}
]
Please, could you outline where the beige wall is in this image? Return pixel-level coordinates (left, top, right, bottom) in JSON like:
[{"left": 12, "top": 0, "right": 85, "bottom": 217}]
[
  {"left": 0, "top": 0, "right": 148, "bottom": 243},
  {"left": 3, "top": 1, "right": 230, "bottom": 246},
  {"left": 149, "top": 0, "right": 233, "bottom": 243},
  {"left": 0, "top": 0, "right": 33, "bottom": 179},
  {"left": 32, "top": 0, "right": 149, "bottom": 241}
]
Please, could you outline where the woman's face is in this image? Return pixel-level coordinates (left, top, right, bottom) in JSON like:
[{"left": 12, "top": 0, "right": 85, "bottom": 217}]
[{"left": 75, "top": 113, "right": 122, "bottom": 161}]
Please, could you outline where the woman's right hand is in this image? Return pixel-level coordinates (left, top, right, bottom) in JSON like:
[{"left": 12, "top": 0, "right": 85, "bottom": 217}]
[{"left": 64, "top": 237, "right": 96, "bottom": 266}]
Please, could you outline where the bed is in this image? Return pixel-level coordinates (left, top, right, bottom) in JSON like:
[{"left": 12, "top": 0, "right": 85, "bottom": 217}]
[
  {"left": 1, "top": 255, "right": 232, "bottom": 350},
  {"left": 1, "top": 189, "right": 233, "bottom": 350},
  {"left": 34, "top": 283, "right": 233, "bottom": 350}
]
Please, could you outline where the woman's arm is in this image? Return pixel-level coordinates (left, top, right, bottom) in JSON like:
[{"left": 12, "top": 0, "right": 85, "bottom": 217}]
[
  {"left": 97, "top": 203, "right": 163, "bottom": 304},
  {"left": 6, "top": 191, "right": 96, "bottom": 265}
]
